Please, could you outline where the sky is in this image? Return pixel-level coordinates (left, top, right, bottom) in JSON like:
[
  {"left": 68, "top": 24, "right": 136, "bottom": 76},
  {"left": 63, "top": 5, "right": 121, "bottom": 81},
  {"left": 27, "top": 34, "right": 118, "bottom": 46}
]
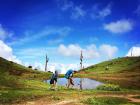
[{"left": 0, "top": 0, "right": 140, "bottom": 74}]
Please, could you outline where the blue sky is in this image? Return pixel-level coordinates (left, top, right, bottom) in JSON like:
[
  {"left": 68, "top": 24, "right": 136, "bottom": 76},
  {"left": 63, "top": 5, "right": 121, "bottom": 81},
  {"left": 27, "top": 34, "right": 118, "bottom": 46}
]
[{"left": 0, "top": 0, "right": 140, "bottom": 73}]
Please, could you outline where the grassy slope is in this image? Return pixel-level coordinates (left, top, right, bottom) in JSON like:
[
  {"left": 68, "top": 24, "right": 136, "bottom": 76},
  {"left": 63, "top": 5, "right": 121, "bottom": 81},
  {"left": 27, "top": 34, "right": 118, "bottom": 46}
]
[
  {"left": 76, "top": 57, "right": 140, "bottom": 89},
  {"left": 0, "top": 57, "right": 140, "bottom": 104},
  {"left": 0, "top": 57, "right": 52, "bottom": 103}
]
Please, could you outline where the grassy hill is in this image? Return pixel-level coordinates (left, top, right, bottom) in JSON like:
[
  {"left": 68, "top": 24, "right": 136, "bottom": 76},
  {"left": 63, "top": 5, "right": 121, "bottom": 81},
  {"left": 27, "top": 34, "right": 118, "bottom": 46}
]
[
  {"left": 76, "top": 56, "right": 140, "bottom": 89},
  {"left": 0, "top": 57, "right": 52, "bottom": 103},
  {"left": 0, "top": 56, "right": 140, "bottom": 104}
]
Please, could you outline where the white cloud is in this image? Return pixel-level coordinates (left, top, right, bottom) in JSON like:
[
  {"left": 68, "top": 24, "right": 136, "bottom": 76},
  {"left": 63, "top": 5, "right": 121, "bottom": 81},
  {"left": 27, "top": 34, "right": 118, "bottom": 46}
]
[
  {"left": 48, "top": 38, "right": 63, "bottom": 45},
  {"left": 91, "top": 3, "right": 112, "bottom": 19},
  {"left": 49, "top": 63, "right": 78, "bottom": 74},
  {"left": 99, "top": 44, "right": 118, "bottom": 59},
  {"left": 57, "top": 0, "right": 86, "bottom": 20},
  {"left": 99, "top": 4, "right": 111, "bottom": 18},
  {"left": 23, "top": 62, "right": 80, "bottom": 74},
  {"left": 58, "top": 44, "right": 118, "bottom": 59},
  {"left": 15, "top": 48, "right": 46, "bottom": 58},
  {"left": 104, "top": 19, "right": 133, "bottom": 34},
  {"left": 135, "top": 4, "right": 140, "bottom": 16},
  {"left": 58, "top": 44, "right": 81, "bottom": 57},
  {"left": 0, "top": 24, "right": 13, "bottom": 40},
  {"left": 126, "top": 46, "right": 140, "bottom": 57},
  {"left": 8, "top": 27, "right": 71, "bottom": 46},
  {"left": 71, "top": 6, "right": 86, "bottom": 19},
  {"left": 58, "top": 44, "right": 100, "bottom": 59},
  {"left": 0, "top": 40, "right": 21, "bottom": 64},
  {"left": 59, "top": 0, "right": 74, "bottom": 11},
  {"left": 47, "top": 63, "right": 90, "bottom": 74},
  {"left": 14, "top": 43, "right": 118, "bottom": 74}
]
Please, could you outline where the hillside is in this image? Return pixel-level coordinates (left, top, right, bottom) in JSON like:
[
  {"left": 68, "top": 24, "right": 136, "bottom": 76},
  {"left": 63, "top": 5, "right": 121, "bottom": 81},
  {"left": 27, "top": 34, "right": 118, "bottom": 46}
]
[
  {"left": 0, "top": 57, "right": 52, "bottom": 103},
  {"left": 76, "top": 56, "right": 140, "bottom": 89},
  {"left": 0, "top": 57, "right": 140, "bottom": 105}
]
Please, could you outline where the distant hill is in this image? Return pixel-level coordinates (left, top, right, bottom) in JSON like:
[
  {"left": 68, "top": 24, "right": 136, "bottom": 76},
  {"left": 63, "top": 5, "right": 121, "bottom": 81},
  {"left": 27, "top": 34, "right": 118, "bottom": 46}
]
[
  {"left": 0, "top": 57, "right": 51, "bottom": 88},
  {"left": 77, "top": 57, "right": 140, "bottom": 89},
  {"left": 79, "top": 56, "right": 140, "bottom": 73}
]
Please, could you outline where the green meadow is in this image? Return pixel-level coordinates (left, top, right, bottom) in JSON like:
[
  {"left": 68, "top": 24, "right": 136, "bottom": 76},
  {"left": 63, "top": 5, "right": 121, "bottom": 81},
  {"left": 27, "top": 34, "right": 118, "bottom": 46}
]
[{"left": 0, "top": 56, "right": 140, "bottom": 105}]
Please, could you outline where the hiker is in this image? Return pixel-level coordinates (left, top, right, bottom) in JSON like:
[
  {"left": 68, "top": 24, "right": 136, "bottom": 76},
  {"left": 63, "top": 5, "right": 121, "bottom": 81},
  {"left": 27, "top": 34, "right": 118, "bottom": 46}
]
[
  {"left": 50, "top": 70, "right": 58, "bottom": 90},
  {"left": 65, "top": 69, "right": 76, "bottom": 88}
]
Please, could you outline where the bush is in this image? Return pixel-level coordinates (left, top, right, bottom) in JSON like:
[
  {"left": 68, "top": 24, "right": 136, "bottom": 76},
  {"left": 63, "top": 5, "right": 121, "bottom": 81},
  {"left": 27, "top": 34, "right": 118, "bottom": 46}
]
[
  {"left": 82, "top": 97, "right": 129, "bottom": 105},
  {"left": 96, "top": 84, "right": 120, "bottom": 91},
  {"left": 28, "top": 66, "right": 32, "bottom": 69}
]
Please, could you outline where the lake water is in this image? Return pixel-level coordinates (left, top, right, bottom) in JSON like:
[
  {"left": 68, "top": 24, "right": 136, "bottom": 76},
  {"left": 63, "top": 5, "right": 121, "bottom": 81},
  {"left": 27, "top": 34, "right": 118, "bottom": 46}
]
[{"left": 44, "top": 78, "right": 103, "bottom": 90}]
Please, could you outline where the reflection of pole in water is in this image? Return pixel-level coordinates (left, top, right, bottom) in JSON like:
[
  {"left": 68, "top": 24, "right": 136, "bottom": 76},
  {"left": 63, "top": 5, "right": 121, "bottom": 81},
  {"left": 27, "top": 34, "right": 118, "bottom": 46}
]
[
  {"left": 80, "top": 79, "right": 82, "bottom": 90},
  {"left": 80, "top": 51, "right": 83, "bottom": 90}
]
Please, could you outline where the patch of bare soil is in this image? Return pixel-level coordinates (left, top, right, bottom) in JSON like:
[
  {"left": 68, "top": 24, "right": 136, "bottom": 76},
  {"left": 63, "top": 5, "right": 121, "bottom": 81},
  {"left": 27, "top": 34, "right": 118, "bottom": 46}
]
[{"left": 15, "top": 94, "right": 140, "bottom": 105}]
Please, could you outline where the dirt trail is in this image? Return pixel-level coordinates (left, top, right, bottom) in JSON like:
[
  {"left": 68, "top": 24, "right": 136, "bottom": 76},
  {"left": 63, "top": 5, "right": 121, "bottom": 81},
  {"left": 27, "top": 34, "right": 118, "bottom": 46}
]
[
  {"left": 24, "top": 100, "right": 80, "bottom": 105},
  {"left": 17, "top": 94, "right": 140, "bottom": 105},
  {"left": 95, "top": 94, "right": 140, "bottom": 103},
  {"left": 49, "top": 100, "right": 79, "bottom": 105}
]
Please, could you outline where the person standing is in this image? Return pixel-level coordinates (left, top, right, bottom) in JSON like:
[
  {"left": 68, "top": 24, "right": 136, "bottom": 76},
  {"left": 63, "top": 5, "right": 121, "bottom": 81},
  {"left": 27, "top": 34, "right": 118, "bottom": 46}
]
[
  {"left": 50, "top": 70, "right": 58, "bottom": 90},
  {"left": 65, "top": 69, "right": 76, "bottom": 88}
]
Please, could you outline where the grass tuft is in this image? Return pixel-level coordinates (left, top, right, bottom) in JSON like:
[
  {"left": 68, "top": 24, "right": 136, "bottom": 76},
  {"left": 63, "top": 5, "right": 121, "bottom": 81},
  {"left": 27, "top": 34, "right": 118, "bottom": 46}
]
[{"left": 96, "top": 84, "right": 120, "bottom": 91}]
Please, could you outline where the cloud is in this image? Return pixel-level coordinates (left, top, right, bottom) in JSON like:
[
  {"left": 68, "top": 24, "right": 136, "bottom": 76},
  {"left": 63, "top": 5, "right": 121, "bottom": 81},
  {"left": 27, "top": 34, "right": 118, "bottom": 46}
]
[
  {"left": 15, "top": 48, "right": 47, "bottom": 59},
  {"left": 0, "top": 24, "right": 13, "bottom": 40},
  {"left": 9, "top": 27, "right": 71, "bottom": 46},
  {"left": 48, "top": 38, "right": 63, "bottom": 45},
  {"left": 135, "top": 4, "right": 140, "bottom": 16},
  {"left": 71, "top": 6, "right": 86, "bottom": 19},
  {"left": 15, "top": 43, "right": 118, "bottom": 74},
  {"left": 57, "top": 0, "right": 86, "bottom": 20},
  {"left": 58, "top": 44, "right": 118, "bottom": 59},
  {"left": 104, "top": 19, "right": 133, "bottom": 34},
  {"left": 0, "top": 40, "right": 21, "bottom": 64},
  {"left": 14, "top": 47, "right": 56, "bottom": 61},
  {"left": 48, "top": 63, "right": 90, "bottom": 74},
  {"left": 59, "top": 0, "right": 74, "bottom": 11},
  {"left": 23, "top": 61, "right": 81, "bottom": 74},
  {"left": 91, "top": 3, "right": 112, "bottom": 19},
  {"left": 58, "top": 44, "right": 100, "bottom": 59},
  {"left": 99, "top": 44, "right": 118, "bottom": 59},
  {"left": 48, "top": 63, "right": 79, "bottom": 74},
  {"left": 126, "top": 46, "right": 140, "bottom": 56}
]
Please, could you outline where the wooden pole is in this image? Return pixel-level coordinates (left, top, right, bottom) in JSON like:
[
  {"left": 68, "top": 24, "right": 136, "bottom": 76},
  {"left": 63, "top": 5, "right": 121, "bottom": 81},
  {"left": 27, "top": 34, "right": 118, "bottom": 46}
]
[
  {"left": 80, "top": 50, "right": 83, "bottom": 90},
  {"left": 45, "top": 54, "right": 49, "bottom": 72},
  {"left": 80, "top": 51, "right": 83, "bottom": 69}
]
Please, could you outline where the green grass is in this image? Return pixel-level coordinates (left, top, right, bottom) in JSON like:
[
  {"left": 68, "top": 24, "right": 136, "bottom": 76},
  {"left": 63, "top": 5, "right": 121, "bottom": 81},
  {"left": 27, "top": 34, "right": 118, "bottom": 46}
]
[
  {"left": 0, "top": 57, "right": 140, "bottom": 104},
  {"left": 96, "top": 84, "right": 121, "bottom": 91},
  {"left": 0, "top": 57, "right": 53, "bottom": 103},
  {"left": 80, "top": 57, "right": 140, "bottom": 73},
  {"left": 82, "top": 97, "right": 140, "bottom": 105},
  {"left": 132, "top": 96, "right": 140, "bottom": 99},
  {"left": 76, "top": 57, "right": 140, "bottom": 89}
]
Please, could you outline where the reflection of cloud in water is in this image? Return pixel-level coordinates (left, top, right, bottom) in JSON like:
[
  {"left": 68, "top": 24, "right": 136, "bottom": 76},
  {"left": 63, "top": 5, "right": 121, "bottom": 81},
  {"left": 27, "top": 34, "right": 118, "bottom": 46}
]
[
  {"left": 82, "top": 78, "right": 103, "bottom": 89},
  {"left": 45, "top": 78, "right": 103, "bottom": 90}
]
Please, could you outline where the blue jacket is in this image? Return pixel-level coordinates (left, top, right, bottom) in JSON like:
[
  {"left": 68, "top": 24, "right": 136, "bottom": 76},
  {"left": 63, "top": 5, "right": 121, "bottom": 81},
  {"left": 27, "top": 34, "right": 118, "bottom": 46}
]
[{"left": 65, "top": 69, "right": 73, "bottom": 78}]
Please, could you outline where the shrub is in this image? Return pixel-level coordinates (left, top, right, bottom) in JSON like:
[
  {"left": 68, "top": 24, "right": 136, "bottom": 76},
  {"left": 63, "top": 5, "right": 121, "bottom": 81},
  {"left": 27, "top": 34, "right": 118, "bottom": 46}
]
[
  {"left": 96, "top": 84, "right": 120, "bottom": 91},
  {"left": 82, "top": 97, "right": 129, "bottom": 105},
  {"left": 28, "top": 66, "right": 32, "bottom": 69}
]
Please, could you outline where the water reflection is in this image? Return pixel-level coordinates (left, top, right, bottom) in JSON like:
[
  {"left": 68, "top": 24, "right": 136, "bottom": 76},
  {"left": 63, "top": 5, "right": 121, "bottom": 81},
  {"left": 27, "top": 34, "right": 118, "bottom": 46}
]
[{"left": 45, "top": 78, "right": 103, "bottom": 90}]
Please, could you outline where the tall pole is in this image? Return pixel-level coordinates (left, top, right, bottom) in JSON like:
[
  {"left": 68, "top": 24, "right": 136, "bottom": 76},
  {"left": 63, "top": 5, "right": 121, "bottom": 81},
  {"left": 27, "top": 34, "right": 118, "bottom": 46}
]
[
  {"left": 80, "top": 50, "right": 83, "bottom": 69},
  {"left": 45, "top": 54, "right": 49, "bottom": 72},
  {"left": 80, "top": 50, "right": 83, "bottom": 90}
]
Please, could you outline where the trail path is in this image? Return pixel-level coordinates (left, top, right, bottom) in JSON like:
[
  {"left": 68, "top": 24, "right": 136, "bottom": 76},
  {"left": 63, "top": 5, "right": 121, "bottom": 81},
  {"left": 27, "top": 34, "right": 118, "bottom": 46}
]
[
  {"left": 96, "top": 94, "right": 140, "bottom": 103},
  {"left": 17, "top": 94, "right": 140, "bottom": 105}
]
